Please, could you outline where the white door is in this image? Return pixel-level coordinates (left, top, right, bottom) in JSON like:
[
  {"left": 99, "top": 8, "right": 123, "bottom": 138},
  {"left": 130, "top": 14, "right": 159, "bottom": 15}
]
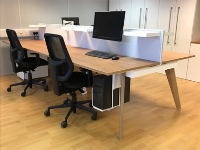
[
  {"left": 171, "top": 0, "right": 196, "bottom": 79},
  {"left": 130, "top": 0, "right": 145, "bottom": 28},
  {"left": 187, "top": 44, "right": 200, "bottom": 82},
  {"left": 157, "top": 0, "right": 177, "bottom": 52},
  {"left": 120, "top": 0, "right": 132, "bottom": 29},
  {"left": 109, "top": 0, "right": 120, "bottom": 11},
  {"left": 144, "top": 0, "right": 160, "bottom": 29}
]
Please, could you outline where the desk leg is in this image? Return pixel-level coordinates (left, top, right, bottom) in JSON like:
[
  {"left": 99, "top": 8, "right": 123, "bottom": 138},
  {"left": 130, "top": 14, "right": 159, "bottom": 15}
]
[
  {"left": 119, "top": 73, "right": 125, "bottom": 140},
  {"left": 165, "top": 68, "right": 181, "bottom": 110}
]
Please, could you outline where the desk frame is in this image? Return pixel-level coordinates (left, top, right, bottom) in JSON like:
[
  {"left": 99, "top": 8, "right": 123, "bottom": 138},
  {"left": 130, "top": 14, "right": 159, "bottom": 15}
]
[
  {"left": 119, "top": 62, "right": 180, "bottom": 139},
  {"left": 2, "top": 40, "right": 193, "bottom": 140}
]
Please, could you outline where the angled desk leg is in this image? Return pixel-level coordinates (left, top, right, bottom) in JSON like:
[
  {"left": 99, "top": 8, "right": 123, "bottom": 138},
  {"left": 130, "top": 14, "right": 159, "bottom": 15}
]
[
  {"left": 119, "top": 73, "right": 126, "bottom": 140},
  {"left": 165, "top": 68, "right": 181, "bottom": 110}
]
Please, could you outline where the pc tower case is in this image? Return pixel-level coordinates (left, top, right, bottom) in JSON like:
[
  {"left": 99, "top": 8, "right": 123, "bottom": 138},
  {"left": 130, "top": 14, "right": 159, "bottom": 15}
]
[{"left": 92, "top": 75, "right": 130, "bottom": 110}]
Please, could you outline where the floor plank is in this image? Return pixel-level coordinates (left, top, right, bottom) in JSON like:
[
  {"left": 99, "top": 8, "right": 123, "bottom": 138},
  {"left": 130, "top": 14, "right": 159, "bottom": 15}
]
[{"left": 0, "top": 73, "right": 200, "bottom": 150}]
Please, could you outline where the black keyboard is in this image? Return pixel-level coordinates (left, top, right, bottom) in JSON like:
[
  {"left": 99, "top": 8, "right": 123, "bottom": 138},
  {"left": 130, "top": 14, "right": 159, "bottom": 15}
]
[{"left": 85, "top": 50, "right": 114, "bottom": 59}]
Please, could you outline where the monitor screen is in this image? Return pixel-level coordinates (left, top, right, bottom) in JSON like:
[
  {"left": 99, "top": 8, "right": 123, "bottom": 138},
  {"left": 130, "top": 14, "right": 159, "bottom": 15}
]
[
  {"left": 92, "top": 11, "right": 125, "bottom": 42},
  {"left": 61, "top": 17, "right": 80, "bottom": 25}
]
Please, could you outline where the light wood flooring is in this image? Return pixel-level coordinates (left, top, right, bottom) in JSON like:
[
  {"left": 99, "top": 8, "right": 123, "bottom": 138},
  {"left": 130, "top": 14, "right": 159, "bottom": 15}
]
[{"left": 0, "top": 73, "right": 200, "bottom": 150}]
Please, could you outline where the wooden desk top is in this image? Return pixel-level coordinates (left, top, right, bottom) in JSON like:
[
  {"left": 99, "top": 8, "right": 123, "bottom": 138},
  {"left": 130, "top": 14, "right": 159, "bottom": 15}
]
[{"left": 2, "top": 40, "right": 195, "bottom": 75}]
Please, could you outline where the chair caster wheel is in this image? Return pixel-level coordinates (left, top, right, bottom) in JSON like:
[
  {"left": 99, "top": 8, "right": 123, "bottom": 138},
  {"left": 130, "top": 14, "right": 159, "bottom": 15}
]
[
  {"left": 7, "top": 87, "right": 11, "bottom": 92},
  {"left": 21, "top": 92, "right": 26, "bottom": 97},
  {"left": 44, "top": 86, "right": 48, "bottom": 92},
  {"left": 44, "top": 110, "right": 50, "bottom": 116},
  {"left": 91, "top": 113, "right": 97, "bottom": 120},
  {"left": 61, "top": 121, "right": 67, "bottom": 128},
  {"left": 89, "top": 101, "right": 93, "bottom": 108},
  {"left": 42, "top": 80, "right": 46, "bottom": 84}
]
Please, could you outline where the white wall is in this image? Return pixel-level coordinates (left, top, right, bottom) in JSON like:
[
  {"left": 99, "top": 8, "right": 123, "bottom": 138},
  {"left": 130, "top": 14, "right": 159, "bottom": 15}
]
[
  {"left": 0, "top": 0, "right": 108, "bottom": 75},
  {"left": 69, "top": 0, "right": 109, "bottom": 25}
]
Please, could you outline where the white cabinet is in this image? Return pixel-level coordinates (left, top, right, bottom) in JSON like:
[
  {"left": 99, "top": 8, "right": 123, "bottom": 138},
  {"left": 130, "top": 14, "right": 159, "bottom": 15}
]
[
  {"left": 158, "top": 0, "right": 177, "bottom": 52},
  {"left": 130, "top": 0, "right": 145, "bottom": 28},
  {"left": 130, "top": 0, "right": 159, "bottom": 29},
  {"left": 158, "top": 0, "right": 197, "bottom": 79},
  {"left": 143, "top": 0, "right": 160, "bottom": 29},
  {"left": 187, "top": 43, "right": 200, "bottom": 82},
  {"left": 110, "top": 0, "right": 159, "bottom": 29},
  {"left": 109, "top": 0, "right": 132, "bottom": 28},
  {"left": 120, "top": 0, "right": 132, "bottom": 28},
  {"left": 109, "top": 0, "right": 120, "bottom": 11},
  {"left": 171, "top": 0, "right": 196, "bottom": 79}
]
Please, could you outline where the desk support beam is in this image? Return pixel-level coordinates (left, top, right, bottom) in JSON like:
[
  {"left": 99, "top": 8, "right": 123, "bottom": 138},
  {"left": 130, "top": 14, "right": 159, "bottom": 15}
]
[
  {"left": 165, "top": 68, "right": 181, "bottom": 110},
  {"left": 119, "top": 73, "right": 126, "bottom": 139}
]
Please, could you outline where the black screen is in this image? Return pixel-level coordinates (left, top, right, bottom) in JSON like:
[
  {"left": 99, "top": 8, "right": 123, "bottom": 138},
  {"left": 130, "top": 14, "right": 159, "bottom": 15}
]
[
  {"left": 61, "top": 17, "right": 80, "bottom": 25},
  {"left": 92, "top": 11, "right": 125, "bottom": 42}
]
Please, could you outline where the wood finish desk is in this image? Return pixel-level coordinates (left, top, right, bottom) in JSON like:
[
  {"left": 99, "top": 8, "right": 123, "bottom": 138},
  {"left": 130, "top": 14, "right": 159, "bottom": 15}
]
[{"left": 3, "top": 40, "right": 195, "bottom": 139}]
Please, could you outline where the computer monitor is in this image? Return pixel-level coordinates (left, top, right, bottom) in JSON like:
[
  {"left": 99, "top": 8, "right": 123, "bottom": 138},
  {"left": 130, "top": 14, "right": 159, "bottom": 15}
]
[
  {"left": 92, "top": 11, "right": 125, "bottom": 42},
  {"left": 61, "top": 17, "right": 80, "bottom": 25}
]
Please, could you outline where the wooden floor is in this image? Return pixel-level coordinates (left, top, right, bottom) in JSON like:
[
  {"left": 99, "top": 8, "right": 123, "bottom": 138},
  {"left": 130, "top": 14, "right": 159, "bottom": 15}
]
[{"left": 0, "top": 73, "right": 200, "bottom": 150}]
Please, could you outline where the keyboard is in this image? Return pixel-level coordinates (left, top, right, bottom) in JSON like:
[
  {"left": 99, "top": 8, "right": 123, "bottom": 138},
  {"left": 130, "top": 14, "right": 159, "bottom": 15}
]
[{"left": 85, "top": 50, "right": 114, "bottom": 59}]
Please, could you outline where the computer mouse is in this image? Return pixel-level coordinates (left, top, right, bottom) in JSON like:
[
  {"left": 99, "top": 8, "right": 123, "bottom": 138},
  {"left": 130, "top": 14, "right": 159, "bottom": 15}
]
[{"left": 112, "top": 56, "right": 119, "bottom": 60}]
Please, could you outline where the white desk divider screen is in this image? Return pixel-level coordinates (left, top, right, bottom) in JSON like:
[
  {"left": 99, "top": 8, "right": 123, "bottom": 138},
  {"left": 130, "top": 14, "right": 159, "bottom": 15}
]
[{"left": 31, "top": 25, "right": 164, "bottom": 64}]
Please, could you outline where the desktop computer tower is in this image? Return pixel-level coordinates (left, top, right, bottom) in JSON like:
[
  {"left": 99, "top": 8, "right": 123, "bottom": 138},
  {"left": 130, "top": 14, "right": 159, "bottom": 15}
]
[{"left": 92, "top": 75, "right": 130, "bottom": 110}]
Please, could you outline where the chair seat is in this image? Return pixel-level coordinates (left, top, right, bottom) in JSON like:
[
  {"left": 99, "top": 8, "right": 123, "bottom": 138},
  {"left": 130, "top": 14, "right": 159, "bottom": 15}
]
[
  {"left": 18, "top": 57, "right": 48, "bottom": 69},
  {"left": 61, "top": 72, "right": 89, "bottom": 88}
]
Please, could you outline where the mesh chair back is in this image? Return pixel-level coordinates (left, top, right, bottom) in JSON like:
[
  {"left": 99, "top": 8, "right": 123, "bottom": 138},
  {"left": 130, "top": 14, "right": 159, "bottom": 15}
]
[
  {"left": 6, "top": 29, "right": 25, "bottom": 73},
  {"left": 44, "top": 33, "right": 74, "bottom": 95},
  {"left": 6, "top": 29, "right": 23, "bottom": 49}
]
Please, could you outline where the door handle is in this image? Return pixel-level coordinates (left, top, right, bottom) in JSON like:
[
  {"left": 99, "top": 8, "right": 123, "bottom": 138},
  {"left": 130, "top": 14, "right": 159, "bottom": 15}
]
[
  {"left": 139, "top": 8, "right": 142, "bottom": 28},
  {"left": 144, "top": 8, "right": 148, "bottom": 29},
  {"left": 167, "top": 7, "right": 173, "bottom": 45},
  {"left": 174, "top": 7, "right": 180, "bottom": 46}
]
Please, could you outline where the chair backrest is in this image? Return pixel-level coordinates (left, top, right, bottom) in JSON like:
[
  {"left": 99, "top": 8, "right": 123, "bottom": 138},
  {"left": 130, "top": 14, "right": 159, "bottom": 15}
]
[
  {"left": 6, "top": 29, "right": 25, "bottom": 73},
  {"left": 44, "top": 33, "right": 74, "bottom": 96}
]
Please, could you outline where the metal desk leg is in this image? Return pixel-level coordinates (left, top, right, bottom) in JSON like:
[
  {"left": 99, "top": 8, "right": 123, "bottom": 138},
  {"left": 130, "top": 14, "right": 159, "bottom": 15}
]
[
  {"left": 165, "top": 68, "right": 181, "bottom": 110},
  {"left": 119, "top": 73, "right": 126, "bottom": 139}
]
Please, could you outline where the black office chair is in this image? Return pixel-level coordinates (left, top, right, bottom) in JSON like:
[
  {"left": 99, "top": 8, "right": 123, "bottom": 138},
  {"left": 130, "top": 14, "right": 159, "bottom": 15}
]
[
  {"left": 6, "top": 29, "right": 48, "bottom": 97},
  {"left": 44, "top": 33, "right": 97, "bottom": 128}
]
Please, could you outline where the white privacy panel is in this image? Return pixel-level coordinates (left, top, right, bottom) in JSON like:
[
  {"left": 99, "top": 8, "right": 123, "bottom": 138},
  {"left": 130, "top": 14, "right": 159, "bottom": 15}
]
[
  {"left": 86, "top": 30, "right": 163, "bottom": 62},
  {"left": 48, "top": 25, "right": 164, "bottom": 63}
]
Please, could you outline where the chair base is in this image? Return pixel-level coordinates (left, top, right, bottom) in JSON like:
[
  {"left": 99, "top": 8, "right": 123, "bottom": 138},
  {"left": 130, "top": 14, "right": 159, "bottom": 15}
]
[
  {"left": 7, "top": 71, "right": 48, "bottom": 97},
  {"left": 44, "top": 93, "right": 97, "bottom": 128}
]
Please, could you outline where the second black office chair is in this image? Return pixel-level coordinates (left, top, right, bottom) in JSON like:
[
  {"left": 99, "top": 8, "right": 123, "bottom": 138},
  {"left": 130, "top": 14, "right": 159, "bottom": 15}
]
[
  {"left": 6, "top": 29, "right": 48, "bottom": 97},
  {"left": 44, "top": 33, "right": 97, "bottom": 128}
]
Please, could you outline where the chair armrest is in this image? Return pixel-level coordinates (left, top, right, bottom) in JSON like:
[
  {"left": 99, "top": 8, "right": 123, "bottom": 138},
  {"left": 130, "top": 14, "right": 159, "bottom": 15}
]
[
  {"left": 24, "top": 48, "right": 28, "bottom": 58},
  {"left": 10, "top": 47, "right": 18, "bottom": 53},
  {"left": 30, "top": 53, "right": 40, "bottom": 66},
  {"left": 49, "top": 58, "right": 72, "bottom": 82},
  {"left": 50, "top": 59, "right": 66, "bottom": 67},
  {"left": 57, "top": 70, "right": 73, "bottom": 81},
  {"left": 10, "top": 48, "right": 23, "bottom": 63}
]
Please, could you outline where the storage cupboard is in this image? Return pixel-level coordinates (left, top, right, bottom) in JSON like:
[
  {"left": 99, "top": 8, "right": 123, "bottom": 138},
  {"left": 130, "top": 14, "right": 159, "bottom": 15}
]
[
  {"left": 187, "top": 43, "right": 200, "bottom": 82},
  {"left": 109, "top": 0, "right": 159, "bottom": 29},
  {"left": 158, "top": 0, "right": 197, "bottom": 79},
  {"left": 109, "top": 0, "right": 132, "bottom": 28}
]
